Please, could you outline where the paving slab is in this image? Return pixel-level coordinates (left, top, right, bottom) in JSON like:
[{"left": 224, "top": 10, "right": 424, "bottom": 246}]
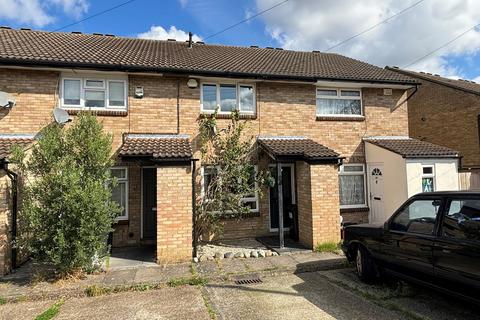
[
  {"left": 55, "top": 287, "right": 210, "bottom": 320},
  {"left": 218, "top": 258, "right": 248, "bottom": 275},
  {"left": 134, "top": 264, "right": 191, "bottom": 284},
  {"left": 263, "top": 254, "right": 298, "bottom": 270},
  {"left": 0, "top": 299, "right": 55, "bottom": 320},
  {"left": 196, "top": 260, "right": 220, "bottom": 276},
  {"left": 242, "top": 257, "right": 276, "bottom": 272},
  {"left": 102, "top": 269, "right": 137, "bottom": 286}
]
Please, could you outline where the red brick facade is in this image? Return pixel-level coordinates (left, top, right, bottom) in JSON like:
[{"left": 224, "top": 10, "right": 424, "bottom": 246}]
[{"left": 0, "top": 67, "right": 410, "bottom": 269}]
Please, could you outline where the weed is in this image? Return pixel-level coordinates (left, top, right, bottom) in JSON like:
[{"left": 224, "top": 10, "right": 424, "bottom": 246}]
[
  {"left": 201, "top": 288, "right": 217, "bottom": 320},
  {"left": 0, "top": 297, "right": 6, "bottom": 305},
  {"left": 35, "top": 300, "right": 64, "bottom": 320},
  {"left": 167, "top": 276, "right": 208, "bottom": 287},
  {"left": 315, "top": 242, "right": 340, "bottom": 253}
]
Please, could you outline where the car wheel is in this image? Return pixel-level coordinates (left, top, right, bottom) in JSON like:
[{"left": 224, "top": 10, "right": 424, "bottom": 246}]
[{"left": 355, "top": 246, "right": 377, "bottom": 282}]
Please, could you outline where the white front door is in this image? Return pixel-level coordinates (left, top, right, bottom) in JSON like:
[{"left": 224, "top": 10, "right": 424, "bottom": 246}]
[{"left": 368, "top": 164, "right": 385, "bottom": 223}]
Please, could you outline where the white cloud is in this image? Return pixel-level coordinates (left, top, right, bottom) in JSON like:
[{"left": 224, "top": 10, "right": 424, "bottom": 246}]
[
  {"left": 138, "top": 25, "right": 202, "bottom": 42},
  {"left": 471, "top": 75, "right": 480, "bottom": 83},
  {"left": 49, "top": 0, "right": 89, "bottom": 19},
  {"left": 0, "top": 0, "right": 89, "bottom": 27},
  {"left": 257, "top": 0, "right": 480, "bottom": 78}
]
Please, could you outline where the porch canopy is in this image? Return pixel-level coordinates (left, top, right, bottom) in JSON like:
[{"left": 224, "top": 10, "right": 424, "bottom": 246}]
[
  {"left": 257, "top": 136, "right": 341, "bottom": 163},
  {"left": 257, "top": 136, "right": 341, "bottom": 249},
  {"left": 118, "top": 133, "right": 193, "bottom": 162}
]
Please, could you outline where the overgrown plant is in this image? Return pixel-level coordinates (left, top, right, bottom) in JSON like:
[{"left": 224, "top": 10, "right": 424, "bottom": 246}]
[
  {"left": 11, "top": 112, "right": 120, "bottom": 276},
  {"left": 196, "top": 109, "right": 270, "bottom": 241}
]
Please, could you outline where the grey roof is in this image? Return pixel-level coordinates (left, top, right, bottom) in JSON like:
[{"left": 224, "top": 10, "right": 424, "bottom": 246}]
[
  {"left": 365, "top": 137, "right": 459, "bottom": 158},
  {"left": 0, "top": 27, "right": 417, "bottom": 84}
]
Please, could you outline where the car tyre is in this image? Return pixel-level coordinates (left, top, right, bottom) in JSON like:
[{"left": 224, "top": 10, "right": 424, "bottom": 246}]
[{"left": 355, "top": 246, "right": 377, "bottom": 282}]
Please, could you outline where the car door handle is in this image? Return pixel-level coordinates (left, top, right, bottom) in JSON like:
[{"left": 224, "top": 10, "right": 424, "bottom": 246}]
[
  {"left": 373, "top": 197, "right": 381, "bottom": 200},
  {"left": 152, "top": 207, "right": 157, "bottom": 211},
  {"left": 442, "top": 249, "right": 451, "bottom": 253}
]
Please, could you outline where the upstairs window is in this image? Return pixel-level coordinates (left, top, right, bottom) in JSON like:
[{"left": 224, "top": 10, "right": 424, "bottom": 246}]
[
  {"left": 61, "top": 76, "right": 127, "bottom": 110},
  {"left": 201, "top": 83, "right": 255, "bottom": 114},
  {"left": 316, "top": 88, "right": 362, "bottom": 116}
]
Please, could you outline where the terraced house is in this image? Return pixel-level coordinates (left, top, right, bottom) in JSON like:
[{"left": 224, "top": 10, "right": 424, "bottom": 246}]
[{"left": 0, "top": 27, "right": 461, "bottom": 274}]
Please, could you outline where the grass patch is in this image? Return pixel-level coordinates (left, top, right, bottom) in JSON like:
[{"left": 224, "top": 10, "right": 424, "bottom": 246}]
[
  {"left": 35, "top": 300, "right": 64, "bottom": 320},
  {"left": 85, "top": 283, "right": 159, "bottom": 297},
  {"left": 0, "top": 297, "right": 6, "bottom": 305},
  {"left": 315, "top": 242, "right": 340, "bottom": 253},
  {"left": 167, "top": 276, "right": 208, "bottom": 287},
  {"left": 201, "top": 289, "right": 217, "bottom": 320}
]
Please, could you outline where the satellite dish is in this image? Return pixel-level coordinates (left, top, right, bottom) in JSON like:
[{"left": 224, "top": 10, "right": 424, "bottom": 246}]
[
  {"left": 0, "top": 91, "right": 15, "bottom": 108},
  {"left": 53, "top": 107, "right": 71, "bottom": 124}
]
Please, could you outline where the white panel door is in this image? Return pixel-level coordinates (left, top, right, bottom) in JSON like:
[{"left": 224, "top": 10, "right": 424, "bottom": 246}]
[{"left": 368, "top": 164, "right": 385, "bottom": 223}]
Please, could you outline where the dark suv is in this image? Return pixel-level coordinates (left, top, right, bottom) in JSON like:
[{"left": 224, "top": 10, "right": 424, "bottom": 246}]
[{"left": 342, "top": 191, "right": 480, "bottom": 303}]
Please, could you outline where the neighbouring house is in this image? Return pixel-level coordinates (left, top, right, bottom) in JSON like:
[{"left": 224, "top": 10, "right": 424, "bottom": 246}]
[
  {"left": 387, "top": 67, "right": 480, "bottom": 190},
  {"left": 0, "top": 27, "right": 461, "bottom": 275}
]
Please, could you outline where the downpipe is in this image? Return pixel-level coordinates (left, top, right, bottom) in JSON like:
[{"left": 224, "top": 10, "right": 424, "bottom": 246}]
[{"left": 1, "top": 161, "right": 18, "bottom": 271}]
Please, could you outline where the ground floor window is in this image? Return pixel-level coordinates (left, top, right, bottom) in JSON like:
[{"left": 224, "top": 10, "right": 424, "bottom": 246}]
[
  {"left": 201, "top": 165, "right": 259, "bottom": 212},
  {"left": 111, "top": 167, "right": 128, "bottom": 220},
  {"left": 339, "top": 164, "right": 366, "bottom": 208},
  {"left": 422, "top": 165, "right": 435, "bottom": 192}
]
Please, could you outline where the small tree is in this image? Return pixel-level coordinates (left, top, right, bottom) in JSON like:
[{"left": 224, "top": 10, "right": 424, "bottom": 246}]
[
  {"left": 196, "top": 110, "right": 270, "bottom": 242},
  {"left": 12, "top": 112, "right": 119, "bottom": 275}
]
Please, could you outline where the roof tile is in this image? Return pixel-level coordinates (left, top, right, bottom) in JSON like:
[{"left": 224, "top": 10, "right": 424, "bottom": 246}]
[
  {"left": 258, "top": 137, "right": 340, "bottom": 161},
  {"left": 119, "top": 134, "right": 192, "bottom": 160},
  {"left": 365, "top": 137, "right": 459, "bottom": 158},
  {"left": 0, "top": 28, "right": 417, "bottom": 84}
]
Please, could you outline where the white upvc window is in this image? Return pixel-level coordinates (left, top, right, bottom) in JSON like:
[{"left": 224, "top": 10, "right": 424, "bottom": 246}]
[
  {"left": 316, "top": 88, "right": 362, "bottom": 116},
  {"left": 111, "top": 167, "right": 129, "bottom": 220},
  {"left": 61, "top": 76, "right": 127, "bottom": 110},
  {"left": 200, "top": 82, "right": 256, "bottom": 114},
  {"left": 421, "top": 165, "right": 435, "bottom": 192},
  {"left": 201, "top": 165, "right": 259, "bottom": 213},
  {"left": 339, "top": 164, "right": 367, "bottom": 208}
]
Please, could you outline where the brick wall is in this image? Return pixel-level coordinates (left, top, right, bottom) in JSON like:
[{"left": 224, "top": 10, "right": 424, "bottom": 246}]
[
  {"left": 408, "top": 80, "right": 480, "bottom": 168},
  {"left": 296, "top": 161, "right": 341, "bottom": 248},
  {"left": 0, "top": 173, "right": 10, "bottom": 275},
  {"left": 156, "top": 165, "right": 193, "bottom": 263},
  {"left": 0, "top": 67, "right": 409, "bottom": 265}
]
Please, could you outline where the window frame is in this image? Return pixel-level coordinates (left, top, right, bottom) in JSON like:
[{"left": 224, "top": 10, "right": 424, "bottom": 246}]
[
  {"left": 338, "top": 163, "right": 367, "bottom": 209},
  {"left": 316, "top": 87, "right": 363, "bottom": 117},
  {"left": 440, "top": 197, "right": 480, "bottom": 243},
  {"left": 111, "top": 166, "right": 129, "bottom": 221},
  {"left": 387, "top": 196, "right": 444, "bottom": 236},
  {"left": 421, "top": 165, "right": 435, "bottom": 192},
  {"left": 200, "top": 165, "right": 259, "bottom": 213},
  {"left": 200, "top": 82, "right": 256, "bottom": 115},
  {"left": 60, "top": 75, "right": 128, "bottom": 111}
]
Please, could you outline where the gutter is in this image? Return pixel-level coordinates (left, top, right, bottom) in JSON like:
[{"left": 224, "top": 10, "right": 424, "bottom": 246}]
[
  {"left": 0, "top": 59, "right": 419, "bottom": 86},
  {"left": 0, "top": 160, "right": 18, "bottom": 271}
]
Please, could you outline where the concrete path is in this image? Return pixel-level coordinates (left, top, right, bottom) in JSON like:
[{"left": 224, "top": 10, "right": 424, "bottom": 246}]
[{"left": 3, "top": 268, "right": 478, "bottom": 320}]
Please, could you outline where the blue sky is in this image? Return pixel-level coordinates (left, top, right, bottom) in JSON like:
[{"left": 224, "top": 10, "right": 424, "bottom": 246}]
[{"left": 1, "top": 0, "right": 480, "bottom": 81}]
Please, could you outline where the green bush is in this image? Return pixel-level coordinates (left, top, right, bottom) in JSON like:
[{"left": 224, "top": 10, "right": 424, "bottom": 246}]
[{"left": 13, "top": 112, "right": 119, "bottom": 275}]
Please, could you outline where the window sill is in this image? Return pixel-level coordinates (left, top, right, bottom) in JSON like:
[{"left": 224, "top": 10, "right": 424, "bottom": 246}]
[
  {"left": 316, "top": 115, "right": 365, "bottom": 121},
  {"left": 200, "top": 113, "right": 257, "bottom": 120},
  {"left": 219, "top": 210, "right": 260, "bottom": 220},
  {"left": 113, "top": 219, "right": 129, "bottom": 225},
  {"left": 64, "top": 108, "right": 128, "bottom": 117},
  {"left": 340, "top": 207, "right": 369, "bottom": 213}
]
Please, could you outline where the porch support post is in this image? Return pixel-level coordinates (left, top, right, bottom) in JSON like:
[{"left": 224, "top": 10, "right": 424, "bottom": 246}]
[{"left": 277, "top": 162, "right": 284, "bottom": 249}]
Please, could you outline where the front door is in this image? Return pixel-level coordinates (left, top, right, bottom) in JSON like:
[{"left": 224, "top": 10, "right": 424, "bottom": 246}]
[
  {"left": 269, "top": 164, "right": 296, "bottom": 233},
  {"left": 368, "top": 164, "right": 385, "bottom": 223},
  {"left": 142, "top": 168, "right": 157, "bottom": 239}
]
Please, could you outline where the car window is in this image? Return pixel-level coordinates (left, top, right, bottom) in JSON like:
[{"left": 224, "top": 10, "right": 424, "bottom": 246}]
[
  {"left": 390, "top": 199, "right": 442, "bottom": 235},
  {"left": 443, "top": 199, "right": 480, "bottom": 242}
]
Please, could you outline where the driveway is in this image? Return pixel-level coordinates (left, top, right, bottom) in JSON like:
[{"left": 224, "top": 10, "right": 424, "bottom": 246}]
[
  {"left": 205, "top": 269, "right": 479, "bottom": 320},
  {"left": 3, "top": 268, "right": 479, "bottom": 320}
]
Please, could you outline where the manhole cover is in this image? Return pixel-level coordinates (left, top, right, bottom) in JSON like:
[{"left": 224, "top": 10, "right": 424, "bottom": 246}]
[{"left": 234, "top": 275, "right": 263, "bottom": 285}]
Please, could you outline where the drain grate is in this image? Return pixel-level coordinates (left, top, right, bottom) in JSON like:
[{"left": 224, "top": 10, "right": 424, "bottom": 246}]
[{"left": 235, "top": 276, "right": 263, "bottom": 285}]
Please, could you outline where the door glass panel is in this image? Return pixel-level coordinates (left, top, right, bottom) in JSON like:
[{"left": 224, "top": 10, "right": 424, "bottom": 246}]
[
  {"left": 443, "top": 199, "right": 480, "bottom": 241},
  {"left": 269, "top": 166, "right": 293, "bottom": 229},
  {"left": 390, "top": 199, "right": 441, "bottom": 234}
]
